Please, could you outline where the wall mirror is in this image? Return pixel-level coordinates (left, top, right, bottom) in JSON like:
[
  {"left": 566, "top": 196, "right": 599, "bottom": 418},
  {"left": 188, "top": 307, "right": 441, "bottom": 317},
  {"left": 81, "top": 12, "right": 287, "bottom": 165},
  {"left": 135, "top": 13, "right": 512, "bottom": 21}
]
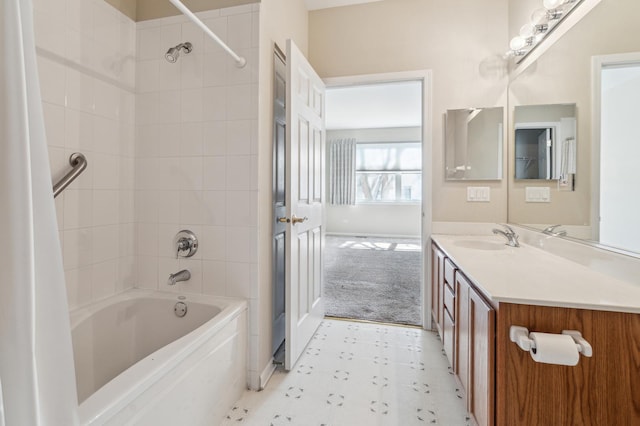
[
  {"left": 514, "top": 103, "right": 576, "bottom": 182},
  {"left": 507, "top": 0, "right": 640, "bottom": 255},
  {"left": 445, "top": 107, "right": 503, "bottom": 181}
]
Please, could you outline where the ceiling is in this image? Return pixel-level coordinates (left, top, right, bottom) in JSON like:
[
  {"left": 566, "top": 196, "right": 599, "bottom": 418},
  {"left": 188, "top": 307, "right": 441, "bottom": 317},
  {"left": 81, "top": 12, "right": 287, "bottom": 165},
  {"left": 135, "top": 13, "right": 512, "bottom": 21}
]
[
  {"left": 325, "top": 81, "right": 423, "bottom": 130},
  {"left": 304, "top": 0, "right": 383, "bottom": 11}
]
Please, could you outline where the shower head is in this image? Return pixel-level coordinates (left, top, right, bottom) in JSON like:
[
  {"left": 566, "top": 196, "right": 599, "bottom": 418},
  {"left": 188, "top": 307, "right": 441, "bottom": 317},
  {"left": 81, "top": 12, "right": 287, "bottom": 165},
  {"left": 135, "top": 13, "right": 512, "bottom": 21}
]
[{"left": 165, "top": 42, "right": 193, "bottom": 63}]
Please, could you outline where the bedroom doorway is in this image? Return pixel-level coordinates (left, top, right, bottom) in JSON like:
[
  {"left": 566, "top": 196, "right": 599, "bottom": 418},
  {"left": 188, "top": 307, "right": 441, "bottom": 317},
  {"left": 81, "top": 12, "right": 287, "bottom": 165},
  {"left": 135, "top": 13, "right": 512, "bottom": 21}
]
[{"left": 322, "top": 74, "right": 430, "bottom": 327}]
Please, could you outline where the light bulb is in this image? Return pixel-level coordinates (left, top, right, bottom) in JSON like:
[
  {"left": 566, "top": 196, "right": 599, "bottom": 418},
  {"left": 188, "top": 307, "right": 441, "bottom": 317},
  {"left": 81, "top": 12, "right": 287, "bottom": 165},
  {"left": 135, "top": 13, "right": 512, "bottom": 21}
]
[
  {"left": 531, "top": 8, "right": 549, "bottom": 25},
  {"left": 510, "top": 36, "right": 527, "bottom": 51},
  {"left": 520, "top": 23, "right": 535, "bottom": 38}
]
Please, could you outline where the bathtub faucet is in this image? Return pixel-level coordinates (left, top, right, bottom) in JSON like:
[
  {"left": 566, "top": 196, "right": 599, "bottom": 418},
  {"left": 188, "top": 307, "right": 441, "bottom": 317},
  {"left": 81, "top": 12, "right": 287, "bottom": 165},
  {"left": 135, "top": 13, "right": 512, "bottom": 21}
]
[{"left": 167, "top": 269, "right": 191, "bottom": 286}]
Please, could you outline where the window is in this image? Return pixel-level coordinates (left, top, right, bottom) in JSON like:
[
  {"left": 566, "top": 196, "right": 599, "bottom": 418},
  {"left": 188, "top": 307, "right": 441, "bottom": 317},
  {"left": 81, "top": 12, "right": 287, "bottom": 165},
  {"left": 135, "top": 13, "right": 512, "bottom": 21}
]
[{"left": 356, "top": 142, "right": 422, "bottom": 203}]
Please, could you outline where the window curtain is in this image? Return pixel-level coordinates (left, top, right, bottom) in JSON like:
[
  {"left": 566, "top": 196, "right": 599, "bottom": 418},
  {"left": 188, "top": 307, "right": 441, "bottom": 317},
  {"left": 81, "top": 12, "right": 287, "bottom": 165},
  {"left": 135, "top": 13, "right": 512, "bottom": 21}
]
[
  {"left": 0, "top": 0, "right": 79, "bottom": 424},
  {"left": 328, "top": 138, "right": 357, "bottom": 205}
]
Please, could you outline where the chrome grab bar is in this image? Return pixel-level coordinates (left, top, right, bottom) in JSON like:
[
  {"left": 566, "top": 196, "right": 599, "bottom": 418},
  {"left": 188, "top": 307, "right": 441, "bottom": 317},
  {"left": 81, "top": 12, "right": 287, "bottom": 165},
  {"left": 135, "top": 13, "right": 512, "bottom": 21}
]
[{"left": 53, "top": 152, "right": 87, "bottom": 198}]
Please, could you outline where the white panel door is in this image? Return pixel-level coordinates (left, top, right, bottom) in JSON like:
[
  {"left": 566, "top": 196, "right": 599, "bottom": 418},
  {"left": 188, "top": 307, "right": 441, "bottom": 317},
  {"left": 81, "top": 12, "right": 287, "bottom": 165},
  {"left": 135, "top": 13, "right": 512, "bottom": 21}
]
[{"left": 285, "top": 39, "right": 325, "bottom": 370}]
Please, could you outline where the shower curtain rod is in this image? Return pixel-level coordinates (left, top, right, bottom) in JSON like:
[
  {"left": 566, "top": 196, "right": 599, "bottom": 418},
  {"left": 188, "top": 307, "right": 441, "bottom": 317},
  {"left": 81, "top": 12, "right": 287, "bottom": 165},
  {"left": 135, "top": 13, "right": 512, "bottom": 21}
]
[{"left": 168, "top": 0, "right": 247, "bottom": 68}]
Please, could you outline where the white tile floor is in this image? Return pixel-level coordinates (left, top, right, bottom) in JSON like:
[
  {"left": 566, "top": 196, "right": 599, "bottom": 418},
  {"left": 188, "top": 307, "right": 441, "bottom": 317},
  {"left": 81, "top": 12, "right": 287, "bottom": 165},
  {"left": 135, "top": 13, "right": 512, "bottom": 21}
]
[{"left": 222, "top": 319, "right": 471, "bottom": 426}]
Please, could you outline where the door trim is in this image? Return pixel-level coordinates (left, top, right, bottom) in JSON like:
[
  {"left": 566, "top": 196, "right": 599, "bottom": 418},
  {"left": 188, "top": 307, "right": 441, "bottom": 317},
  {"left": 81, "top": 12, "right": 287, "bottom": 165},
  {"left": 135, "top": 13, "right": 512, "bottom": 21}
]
[{"left": 323, "top": 70, "right": 433, "bottom": 330}]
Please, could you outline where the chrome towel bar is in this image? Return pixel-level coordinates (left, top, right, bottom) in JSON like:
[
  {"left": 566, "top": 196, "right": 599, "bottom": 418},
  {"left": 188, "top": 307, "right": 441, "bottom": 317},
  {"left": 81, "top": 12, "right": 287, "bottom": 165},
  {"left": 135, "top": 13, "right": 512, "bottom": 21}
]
[{"left": 53, "top": 152, "right": 87, "bottom": 198}]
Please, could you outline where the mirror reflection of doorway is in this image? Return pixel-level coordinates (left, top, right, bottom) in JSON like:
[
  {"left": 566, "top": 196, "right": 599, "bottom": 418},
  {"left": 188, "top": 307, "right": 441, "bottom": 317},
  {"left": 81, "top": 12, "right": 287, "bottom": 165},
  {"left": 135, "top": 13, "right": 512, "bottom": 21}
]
[
  {"left": 323, "top": 80, "right": 424, "bottom": 326},
  {"left": 598, "top": 59, "right": 640, "bottom": 253}
]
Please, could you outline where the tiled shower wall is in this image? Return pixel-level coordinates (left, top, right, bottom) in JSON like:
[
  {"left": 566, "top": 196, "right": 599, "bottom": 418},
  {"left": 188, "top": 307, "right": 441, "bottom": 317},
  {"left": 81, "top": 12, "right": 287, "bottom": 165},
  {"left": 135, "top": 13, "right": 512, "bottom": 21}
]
[
  {"left": 34, "top": 0, "right": 137, "bottom": 309},
  {"left": 134, "top": 5, "right": 261, "bottom": 384}
]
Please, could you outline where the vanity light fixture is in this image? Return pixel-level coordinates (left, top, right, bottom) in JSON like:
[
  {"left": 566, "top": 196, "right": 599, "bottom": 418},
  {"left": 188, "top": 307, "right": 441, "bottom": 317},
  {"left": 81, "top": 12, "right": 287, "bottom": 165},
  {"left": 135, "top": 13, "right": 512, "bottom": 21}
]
[{"left": 506, "top": 0, "right": 582, "bottom": 61}]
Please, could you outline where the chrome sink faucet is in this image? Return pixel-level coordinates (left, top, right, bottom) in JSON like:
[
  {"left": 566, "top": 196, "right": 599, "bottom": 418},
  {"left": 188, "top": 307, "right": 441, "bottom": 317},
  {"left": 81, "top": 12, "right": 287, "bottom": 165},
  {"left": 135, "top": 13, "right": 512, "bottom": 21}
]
[
  {"left": 543, "top": 224, "right": 567, "bottom": 237},
  {"left": 492, "top": 224, "right": 520, "bottom": 247},
  {"left": 168, "top": 269, "right": 191, "bottom": 286}
]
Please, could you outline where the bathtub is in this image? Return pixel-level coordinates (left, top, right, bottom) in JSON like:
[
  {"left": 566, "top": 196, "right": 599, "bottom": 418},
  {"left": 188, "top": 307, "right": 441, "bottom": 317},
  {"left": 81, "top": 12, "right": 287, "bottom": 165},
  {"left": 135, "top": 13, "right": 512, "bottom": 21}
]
[{"left": 70, "top": 289, "right": 247, "bottom": 425}]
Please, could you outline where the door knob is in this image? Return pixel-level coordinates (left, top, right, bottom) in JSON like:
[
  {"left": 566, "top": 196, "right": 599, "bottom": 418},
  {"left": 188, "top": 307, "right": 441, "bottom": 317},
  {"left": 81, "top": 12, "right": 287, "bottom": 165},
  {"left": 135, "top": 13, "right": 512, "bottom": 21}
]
[
  {"left": 277, "top": 216, "right": 290, "bottom": 223},
  {"left": 291, "top": 215, "right": 308, "bottom": 224}
]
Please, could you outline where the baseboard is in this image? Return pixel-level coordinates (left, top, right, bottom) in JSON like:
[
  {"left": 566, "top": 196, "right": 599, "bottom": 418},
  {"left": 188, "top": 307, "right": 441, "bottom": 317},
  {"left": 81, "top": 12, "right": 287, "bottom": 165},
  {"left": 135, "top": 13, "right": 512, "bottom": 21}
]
[{"left": 259, "top": 359, "right": 277, "bottom": 390}]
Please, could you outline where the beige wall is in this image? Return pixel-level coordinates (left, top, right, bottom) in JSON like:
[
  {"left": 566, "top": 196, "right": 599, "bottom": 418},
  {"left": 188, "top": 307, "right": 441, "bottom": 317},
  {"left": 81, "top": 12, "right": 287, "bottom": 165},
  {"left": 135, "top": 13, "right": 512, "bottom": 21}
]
[
  {"left": 103, "top": 0, "right": 257, "bottom": 21},
  {"left": 309, "top": 0, "right": 509, "bottom": 223},
  {"left": 507, "top": 0, "right": 640, "bottom": 229},
  {"left": 256, "top": 0, "right": 309, "bottom": 388}
]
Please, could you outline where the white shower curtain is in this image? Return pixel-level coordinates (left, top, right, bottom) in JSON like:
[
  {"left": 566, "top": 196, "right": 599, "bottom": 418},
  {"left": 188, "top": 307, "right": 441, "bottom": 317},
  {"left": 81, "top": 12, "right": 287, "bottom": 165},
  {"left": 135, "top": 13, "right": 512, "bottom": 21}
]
[
  {"left": 328, "top": 138, "right": 357, "bottom": 205},
  {"left": 0, "top": 0, "right": 79, "bottom": 424}
]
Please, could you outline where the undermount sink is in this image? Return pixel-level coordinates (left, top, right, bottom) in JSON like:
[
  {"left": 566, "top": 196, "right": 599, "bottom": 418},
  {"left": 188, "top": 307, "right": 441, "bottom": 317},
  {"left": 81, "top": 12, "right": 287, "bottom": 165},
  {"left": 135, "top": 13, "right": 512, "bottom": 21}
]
[{"left": 453, "top": 240, "right": 506, "bottom": 251}]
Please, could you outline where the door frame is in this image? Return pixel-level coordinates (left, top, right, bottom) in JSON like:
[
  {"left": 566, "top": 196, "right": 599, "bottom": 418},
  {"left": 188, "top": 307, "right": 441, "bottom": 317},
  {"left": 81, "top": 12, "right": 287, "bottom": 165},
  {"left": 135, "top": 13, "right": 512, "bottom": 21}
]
[
  {"left": 323, "top": 70, "right": 433, "bottom": 330},
  {"left": 591, "top": 52, "right": 640, "bottom": 245}
]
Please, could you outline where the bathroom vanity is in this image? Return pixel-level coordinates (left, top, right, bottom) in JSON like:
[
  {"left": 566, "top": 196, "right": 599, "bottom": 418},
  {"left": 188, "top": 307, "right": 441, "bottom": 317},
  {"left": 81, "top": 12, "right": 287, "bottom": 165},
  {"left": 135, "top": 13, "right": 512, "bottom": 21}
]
[{"left": 431, "top": 235, "right": 640, "bottom": 426}]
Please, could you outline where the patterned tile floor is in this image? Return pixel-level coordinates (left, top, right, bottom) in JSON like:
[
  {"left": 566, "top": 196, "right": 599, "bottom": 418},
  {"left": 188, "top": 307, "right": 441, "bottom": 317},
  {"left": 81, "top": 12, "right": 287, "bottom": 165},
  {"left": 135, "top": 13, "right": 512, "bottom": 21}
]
[{"left": 222, "top": 319, "right": 471, "bottom": 426}]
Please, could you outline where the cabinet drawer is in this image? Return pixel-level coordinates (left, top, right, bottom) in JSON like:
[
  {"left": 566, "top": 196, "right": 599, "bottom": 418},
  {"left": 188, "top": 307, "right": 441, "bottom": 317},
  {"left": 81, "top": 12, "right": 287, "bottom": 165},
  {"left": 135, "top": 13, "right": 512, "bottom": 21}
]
[
  {"left": 444, "top": 283, "right": 455, "bottom": 317},
  {"left": 443, "top": 309, "right": 455, "bottom": 368},
  {"left": 444, "top": 258, "right": 456, "bottom": 288}
]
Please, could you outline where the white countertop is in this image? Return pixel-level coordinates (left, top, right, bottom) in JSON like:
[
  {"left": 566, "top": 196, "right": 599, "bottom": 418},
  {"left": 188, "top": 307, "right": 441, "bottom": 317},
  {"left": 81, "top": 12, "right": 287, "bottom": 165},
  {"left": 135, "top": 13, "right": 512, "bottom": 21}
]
[{"left": 432, "top": 234, "right": 640, "bottom": 314}]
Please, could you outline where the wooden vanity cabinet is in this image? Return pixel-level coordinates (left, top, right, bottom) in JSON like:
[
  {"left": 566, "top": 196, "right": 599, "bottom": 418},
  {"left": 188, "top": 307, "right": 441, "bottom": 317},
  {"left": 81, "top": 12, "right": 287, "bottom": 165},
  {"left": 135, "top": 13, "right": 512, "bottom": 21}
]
[
  {"left": 431, "top": 243, "right": 446, "bottom": 335},
  {"left": 431, "top": 243, "right": 495, "bottom": 426},
  {"left": 456, "top": 270, "right": 495, "bottom": 426}
]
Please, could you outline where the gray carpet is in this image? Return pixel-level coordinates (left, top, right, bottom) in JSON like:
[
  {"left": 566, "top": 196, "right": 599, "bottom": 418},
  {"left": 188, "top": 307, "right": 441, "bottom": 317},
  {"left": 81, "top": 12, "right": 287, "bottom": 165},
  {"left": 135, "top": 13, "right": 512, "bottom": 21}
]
[{"left": 323, "top": 235, "right": 422, "bottom": 326}]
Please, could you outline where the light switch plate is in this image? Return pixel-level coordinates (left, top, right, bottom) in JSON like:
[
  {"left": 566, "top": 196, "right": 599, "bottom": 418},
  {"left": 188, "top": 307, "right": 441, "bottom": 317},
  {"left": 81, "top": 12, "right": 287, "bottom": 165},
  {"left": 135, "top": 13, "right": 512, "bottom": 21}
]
[
  {"left": 525, "top": 187, "right": 551, "bottom": 203},
  {"left": 467, "top": 186, "right": 490, "bottom": 202}
]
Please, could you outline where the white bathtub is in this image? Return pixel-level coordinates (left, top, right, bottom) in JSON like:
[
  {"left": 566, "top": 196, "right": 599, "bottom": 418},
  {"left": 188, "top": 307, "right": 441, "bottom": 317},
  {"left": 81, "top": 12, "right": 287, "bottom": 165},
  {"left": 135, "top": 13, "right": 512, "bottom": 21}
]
[{"left": 70, "top": 289, "right": 247, "bottom": 425}]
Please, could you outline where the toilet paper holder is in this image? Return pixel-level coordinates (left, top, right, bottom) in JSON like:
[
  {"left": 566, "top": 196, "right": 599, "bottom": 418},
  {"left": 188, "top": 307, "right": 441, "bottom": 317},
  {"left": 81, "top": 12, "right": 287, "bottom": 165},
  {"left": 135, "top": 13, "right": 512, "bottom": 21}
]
[{"left": 509, "top": 326, "right": 593, "bottom": 357}]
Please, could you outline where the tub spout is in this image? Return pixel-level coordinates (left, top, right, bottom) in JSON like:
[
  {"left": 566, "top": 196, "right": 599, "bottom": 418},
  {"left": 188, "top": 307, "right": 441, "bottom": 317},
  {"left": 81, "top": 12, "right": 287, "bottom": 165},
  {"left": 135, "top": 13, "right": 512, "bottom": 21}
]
[{"left": 168, "top": 269, "right": 191, "bottom": 286}]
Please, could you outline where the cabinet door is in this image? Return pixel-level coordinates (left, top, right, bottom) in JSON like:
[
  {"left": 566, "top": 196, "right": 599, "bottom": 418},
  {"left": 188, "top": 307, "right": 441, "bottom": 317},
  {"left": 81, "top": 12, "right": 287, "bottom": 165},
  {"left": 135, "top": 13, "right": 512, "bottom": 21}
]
[
  {"left": 455, "top": 272, "right": 471, "bottom": 397},
  {"left": 431, "top": 244, "right": 445, "bottom": 333},
  {"left": 469, "top": 286, "right": 495, "bottom": 426}
]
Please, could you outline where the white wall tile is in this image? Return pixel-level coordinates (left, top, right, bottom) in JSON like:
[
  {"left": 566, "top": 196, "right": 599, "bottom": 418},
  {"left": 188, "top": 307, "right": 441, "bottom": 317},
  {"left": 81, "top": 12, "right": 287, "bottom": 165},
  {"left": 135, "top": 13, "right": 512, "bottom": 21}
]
[
  {"left": 181, "top": 53, "right": 204, "bottom": 89},
  {"left": 93, "top": 190, "right": 119, "bottom": 226},
  {"left": 226, "top": 191, "right": 252, "bottom": 227},
  {"left": 93, "top": 224, "right": 119, "bottom": 263},
  {"left": 227, "top": 13, "right": 253, "bottom": 50},
  {"left": 65, "top": 266, "right": 93, "bottom": 309},
  {"left": 156, "top": 124, "right": 181, "bottom": 157},
  {"left": 202, "top": 191, "right": 226, "bottom": 226},
  {"left": 158, "top": 91, "right": 182, "bottom": 124},
  {"left": 226, "top": 155, "right": 251, "bottom": 190},
  {"left": 43, "top": 102, "right": 66, "bottom": 148},
  {"left": 203, "top": 86, "right": 227, "bottom": 121},
  {"left": 38, "top": 57, "right": 66, "bottom": 106},
  {"left": 180, "top": 122, "right": 203, "bottom": 156},
  {"left": 225, "top": 226, "right": 251, "bottom": 263},
  {"left": 203, "top": 52, "right": 228, "bottom": 87},
  {"left": 66, "top": 68, "right": 95, "bottom": 112},
  {"left": 136, "top": 60, "right": 160, "bottom": 93},
  {"left": 226, "top": 84, "right": 252, "bottom": 120},
  {"left": 137, "top": 255, "right": 159, "bottom": 289},
  {"left": 65, "top": 109, "right": 94, "bottom": 151},
  {"left": 159, "top": 60, "right": 182, "bottom": 92},
  {"left": 158, "top": 224, "right": 179, "bottom": 258},
  {"left": 178, "top": 157, "right": 204, "bottom": 190},
  {"left": 203, "top": 121, "right": 227, "bottom": 156},
  {"left": 157, "top": 190, "right": 181, "bottom": 224},
  {"left": 92, "top": 259, "right": 117, "bottom": 300},
  {"left": 202, "top": 260, "right": 226, "bottom": 295},
  {"left": 136, "top": 92, "right": 160, "bottom": 125},
  {"left": 138, "top": 26, "right": 162, "bottom": 61},
  {"left": 225, "top": 261, "right": 251, "bottom": 298},
  {"left": 179, "top": 190, "right": 205, "bottom": 224},
  {"left": 200, "top": 225, "right": 226, "bottom": 260},
  {"left": 63, "top": 228, "right": 93, "bottom": 270},
  {"left": 160, "top": 24, "right": 183, "bottom": 53},
  {"left": 226, "top": 120, "right": 251, "bottom": 155},
  {"left": 181, "top": 88, "right": 204, "bottom": 123},
  {"left": 138, "top": 223, "right": 159, "bottom": 256},
  {"left": 64, "top": 189, "right": 94, "bottom": 230},
  {"left": 203, "top": 156, "right": 227, "bottom": 190}
]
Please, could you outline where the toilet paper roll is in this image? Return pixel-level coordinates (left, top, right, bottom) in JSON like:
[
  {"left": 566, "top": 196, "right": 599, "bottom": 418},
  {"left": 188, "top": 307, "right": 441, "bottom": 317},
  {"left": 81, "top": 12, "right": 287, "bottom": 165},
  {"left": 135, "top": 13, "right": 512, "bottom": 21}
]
[{"left": 529, "top": 332, "right": 580, "bottom": 366}]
